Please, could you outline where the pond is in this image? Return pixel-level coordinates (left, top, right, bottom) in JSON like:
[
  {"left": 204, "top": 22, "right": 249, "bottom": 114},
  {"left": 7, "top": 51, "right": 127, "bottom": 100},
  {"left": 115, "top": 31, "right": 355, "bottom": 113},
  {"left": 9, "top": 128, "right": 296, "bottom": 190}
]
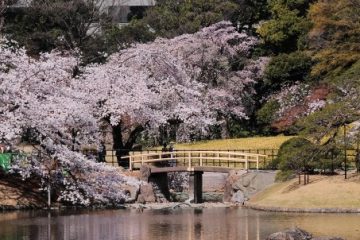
[{"left": 0, "top": 207, "right": 359, "bottom": 240}]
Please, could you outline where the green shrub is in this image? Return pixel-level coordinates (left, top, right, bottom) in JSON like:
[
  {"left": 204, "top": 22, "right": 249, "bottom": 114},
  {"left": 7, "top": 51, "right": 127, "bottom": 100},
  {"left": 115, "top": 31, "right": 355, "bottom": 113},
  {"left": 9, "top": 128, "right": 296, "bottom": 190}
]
[
  {"left": 256, "top": 100, "right": 280, "bottom": 134},
  {"left": 274, "top": 137, "right": 318, "bottom": 172},
  {"left": 264, "top": 51, "right": 312, "bottom": 91},
  {"left": 274, "top": 136, "right": 344, "bottom": 176}
]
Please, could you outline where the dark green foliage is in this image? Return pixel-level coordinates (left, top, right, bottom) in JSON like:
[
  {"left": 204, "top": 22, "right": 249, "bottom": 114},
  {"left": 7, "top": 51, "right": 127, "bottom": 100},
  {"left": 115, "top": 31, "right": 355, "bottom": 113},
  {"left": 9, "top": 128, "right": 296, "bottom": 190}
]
[
  {"left": 257, "top": 0, "right": 313, "bottom": 53},
  {"left": 298, "top": 103, "right": 358, "bottom": 144},
  {"left": 293, "top": 103, "right": 357, "bottom": 174},
  {"left": 274, "top": 137, "right": 317, "bottom": 171},
  {"left": 264, "top": 51, "right": 312, "bottom": 90},
  {"left": 231, "top": 0, "right": 270, "bottom": 34},
  {"left": 227, "top": 118, "right": 254, "bottom": 138},
  {"left": 127, "top": 6, "right": 147, "bottom": 21},
  {"left": 315, "top": 144, "right": 343, "bottom": 174},
  {"left": 332, "top": 60, "right": 360, "bottom": 86},
  {"left": 103, "top": 20, "right": 156, "bottom": 51},
  {"left": 4, "top": 0, "right": 110, "bottom": 63},
  {"left": 229, "top": 55, "right": 248, "bottom": 71},
  {"left": 274, "top": 137, "right": 343, "bottom": 180},
  {"left": 256, "top": 100, "right": 280, "bottom": 134},
  {"left": 329, "top": 60, "right": 360, "bottom": 107},
  {"left": 5, "top": 7, "right": 62, "bottom": 54},
  {"left": 309, "top": 0, "right": 360, "bottom": 77},
  {"left": 253, "top": 0, "right": 315, "bottom": 134},
  {"left": 273, "top": 0, "right": 313, "bottom": 14},
  {"left": 207, "top": 124, "right": 223, "bottom": 139},
  {"left": 140, "top": 0, "right": 240, "bottom": 38}
]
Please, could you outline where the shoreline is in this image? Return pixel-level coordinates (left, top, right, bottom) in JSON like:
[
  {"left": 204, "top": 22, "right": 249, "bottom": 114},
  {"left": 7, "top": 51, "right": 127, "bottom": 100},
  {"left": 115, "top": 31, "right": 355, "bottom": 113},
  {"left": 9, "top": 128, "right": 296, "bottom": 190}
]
[
  {"left": 4, "top": 201, "right": 360, "bottom": 213},
  {"left": 244, "top": 202, "right": 360, "bottom": 213},
  {"left": 0, "top": 202, "right": 242, "bottom": 212},
  {"left": 125, "top": 202, "right": 242, "bottom": 210}
]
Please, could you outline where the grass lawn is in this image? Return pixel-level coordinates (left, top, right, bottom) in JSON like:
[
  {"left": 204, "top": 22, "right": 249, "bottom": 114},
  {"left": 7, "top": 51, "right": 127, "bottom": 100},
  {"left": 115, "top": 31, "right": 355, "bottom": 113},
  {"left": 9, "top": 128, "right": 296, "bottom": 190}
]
[
  {"left": 249, "top": 174, "right": 360, "bottom": 209},
  {"left": 172, "top": 135, "right": 293, "bottom": 150}
]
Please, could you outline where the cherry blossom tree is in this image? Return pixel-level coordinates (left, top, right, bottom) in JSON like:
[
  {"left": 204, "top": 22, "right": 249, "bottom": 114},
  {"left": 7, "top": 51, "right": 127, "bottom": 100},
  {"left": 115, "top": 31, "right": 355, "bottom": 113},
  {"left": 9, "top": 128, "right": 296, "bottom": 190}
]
[
  {"left": 0, "top": 40, "right": 140, "bottom": 206},
  {"left": 0, "top": 40, "right": 96, "bottom": 146},
  {"left": 10, "top": 145, "right": 140, "bottom": 206},
  {"left": 77, "top": 21, "right": 268, "bottom": 164},
  {"left": 0, "top": 21, "right": 269, "bottom": 204}
]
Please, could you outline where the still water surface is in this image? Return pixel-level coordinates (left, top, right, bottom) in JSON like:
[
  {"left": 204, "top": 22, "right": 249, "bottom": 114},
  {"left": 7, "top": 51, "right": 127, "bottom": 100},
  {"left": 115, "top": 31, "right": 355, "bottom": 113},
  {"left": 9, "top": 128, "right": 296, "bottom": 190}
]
[{"left": 0, "top": 207, "right": 359, "bottom": 240}]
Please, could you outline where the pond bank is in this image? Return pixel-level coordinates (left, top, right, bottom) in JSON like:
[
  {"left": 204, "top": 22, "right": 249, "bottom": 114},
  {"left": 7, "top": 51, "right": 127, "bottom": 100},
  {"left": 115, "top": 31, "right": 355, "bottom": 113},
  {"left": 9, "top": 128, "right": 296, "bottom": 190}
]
[
  {"left": 247, "top": 174, "right": 360, "bottom": 213},
  {"left": 0, "top": 178, "right": 47, "bottom": 210},
  {"left": 126, "top": 202, "right": 241, "bottom": 211},
  {"left": 245, "top": 202, "right": 360, "bottom": 213}
]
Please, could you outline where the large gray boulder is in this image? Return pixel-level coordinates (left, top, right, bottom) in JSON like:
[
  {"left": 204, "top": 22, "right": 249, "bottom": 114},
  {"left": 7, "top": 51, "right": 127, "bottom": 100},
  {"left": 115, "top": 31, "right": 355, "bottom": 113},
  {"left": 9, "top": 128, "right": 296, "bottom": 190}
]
[
  {"left": 121, "top": 184, "right": 140, "bottom": 203},
  {"left": 202, "top": 192, "right": 223, "bottom": 202},
  {"left": 139, "top": 165, "right": 151, "bottom": 181},
  {"left": 266, "top": 228, "right": 345, "bottom": 240},
  {"left": 266, "top": 228, "right": 312, "bottom": 240},
  {"left": 170, "top": 192, "right": 189, "bottom": 202},
  {"left": 224, "top": 170, "right": 276, "bottom": 203},
  {"left": 223, "top": 170, "right": 246, "bottom": 202},
  {"left": 136, "top": 183, "right": 156, "bottom": 204},
  {"left": 231, "top": 190, "right": 246, "bottom": 203}
]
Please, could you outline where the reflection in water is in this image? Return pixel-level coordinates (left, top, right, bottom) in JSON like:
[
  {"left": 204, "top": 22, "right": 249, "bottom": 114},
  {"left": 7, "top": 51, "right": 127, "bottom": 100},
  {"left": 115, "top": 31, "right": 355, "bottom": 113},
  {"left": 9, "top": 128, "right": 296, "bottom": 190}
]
[{"left": 0, "top": 208, "right": 359, "bottom": 240}]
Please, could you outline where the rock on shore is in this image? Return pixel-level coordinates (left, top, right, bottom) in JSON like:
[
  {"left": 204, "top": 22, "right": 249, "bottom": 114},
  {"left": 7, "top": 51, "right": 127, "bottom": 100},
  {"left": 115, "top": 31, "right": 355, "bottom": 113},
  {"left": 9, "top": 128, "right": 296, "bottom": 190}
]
[
  {"left": 223, "top": 170, "right": 276, "bottom": 203},
  {"left": 266, "top": 228, "right": 344, "bottom": 240}
]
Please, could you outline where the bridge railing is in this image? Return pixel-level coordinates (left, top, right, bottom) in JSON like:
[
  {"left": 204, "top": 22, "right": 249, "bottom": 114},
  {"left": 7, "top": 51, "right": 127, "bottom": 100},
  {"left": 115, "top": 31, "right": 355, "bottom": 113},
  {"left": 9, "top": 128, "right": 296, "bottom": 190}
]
[
  {"left": 103, "top": 148, "right": 279, "bottom": 168},
  {"left": 127, "top": 151, "right": 267, "bottom": 171}
]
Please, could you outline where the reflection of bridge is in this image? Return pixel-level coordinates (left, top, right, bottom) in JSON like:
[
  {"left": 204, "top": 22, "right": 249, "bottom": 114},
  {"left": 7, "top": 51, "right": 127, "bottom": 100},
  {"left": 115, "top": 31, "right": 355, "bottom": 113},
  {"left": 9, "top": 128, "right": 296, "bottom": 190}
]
[{"left": 126, "top": 151, "right": 267, "bottom": 203}]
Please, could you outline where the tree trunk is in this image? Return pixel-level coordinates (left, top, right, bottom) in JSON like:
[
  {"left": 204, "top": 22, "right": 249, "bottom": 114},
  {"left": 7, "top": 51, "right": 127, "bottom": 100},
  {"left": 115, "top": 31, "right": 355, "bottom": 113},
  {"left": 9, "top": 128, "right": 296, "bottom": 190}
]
[
  {"left": 111, "top": 122, "right": 144, "bottom": 168},
  {"left": 112, "top": 123, "right": 126, "bottom": 167},
  {"left": 356, "top": 152, "right": 360, "bottom": 173}
]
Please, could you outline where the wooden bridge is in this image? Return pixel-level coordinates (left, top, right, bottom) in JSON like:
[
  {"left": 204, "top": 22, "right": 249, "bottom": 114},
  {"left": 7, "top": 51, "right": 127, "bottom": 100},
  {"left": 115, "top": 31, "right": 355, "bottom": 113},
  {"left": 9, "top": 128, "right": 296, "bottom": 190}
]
[
  {"left": 128, "top": 150, "right": 267, "bottom": 172},
  {"left": 126, "top": 150, "right": 267, "bottom": 204}
]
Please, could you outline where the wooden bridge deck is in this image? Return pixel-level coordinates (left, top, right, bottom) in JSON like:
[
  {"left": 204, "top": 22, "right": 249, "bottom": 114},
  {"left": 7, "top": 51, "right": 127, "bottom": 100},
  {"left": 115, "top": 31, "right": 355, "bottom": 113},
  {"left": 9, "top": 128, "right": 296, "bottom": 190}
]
[
  {"left": 148, "top": 166, "right": 234, "bottom": 173},
  {"left": 127, "top": 150, "right": 267, "bottom": 172}
]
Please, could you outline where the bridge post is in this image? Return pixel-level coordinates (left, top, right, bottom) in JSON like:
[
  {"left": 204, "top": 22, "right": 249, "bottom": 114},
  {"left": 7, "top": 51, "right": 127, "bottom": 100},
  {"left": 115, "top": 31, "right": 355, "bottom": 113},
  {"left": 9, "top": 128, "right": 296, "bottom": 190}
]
[{"left": 193, "top": 171, "right": 203, "bottom": 204}]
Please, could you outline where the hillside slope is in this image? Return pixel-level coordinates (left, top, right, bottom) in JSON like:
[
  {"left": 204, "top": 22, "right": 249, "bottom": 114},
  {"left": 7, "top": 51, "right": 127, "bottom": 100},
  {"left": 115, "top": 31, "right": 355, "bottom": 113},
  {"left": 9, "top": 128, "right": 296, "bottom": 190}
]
[
  {"left": 173, "top": 136, "right": 293, "bottom": 150},
  {"left": 248, "top": 174, "right": 360, "bottom": 210}
]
